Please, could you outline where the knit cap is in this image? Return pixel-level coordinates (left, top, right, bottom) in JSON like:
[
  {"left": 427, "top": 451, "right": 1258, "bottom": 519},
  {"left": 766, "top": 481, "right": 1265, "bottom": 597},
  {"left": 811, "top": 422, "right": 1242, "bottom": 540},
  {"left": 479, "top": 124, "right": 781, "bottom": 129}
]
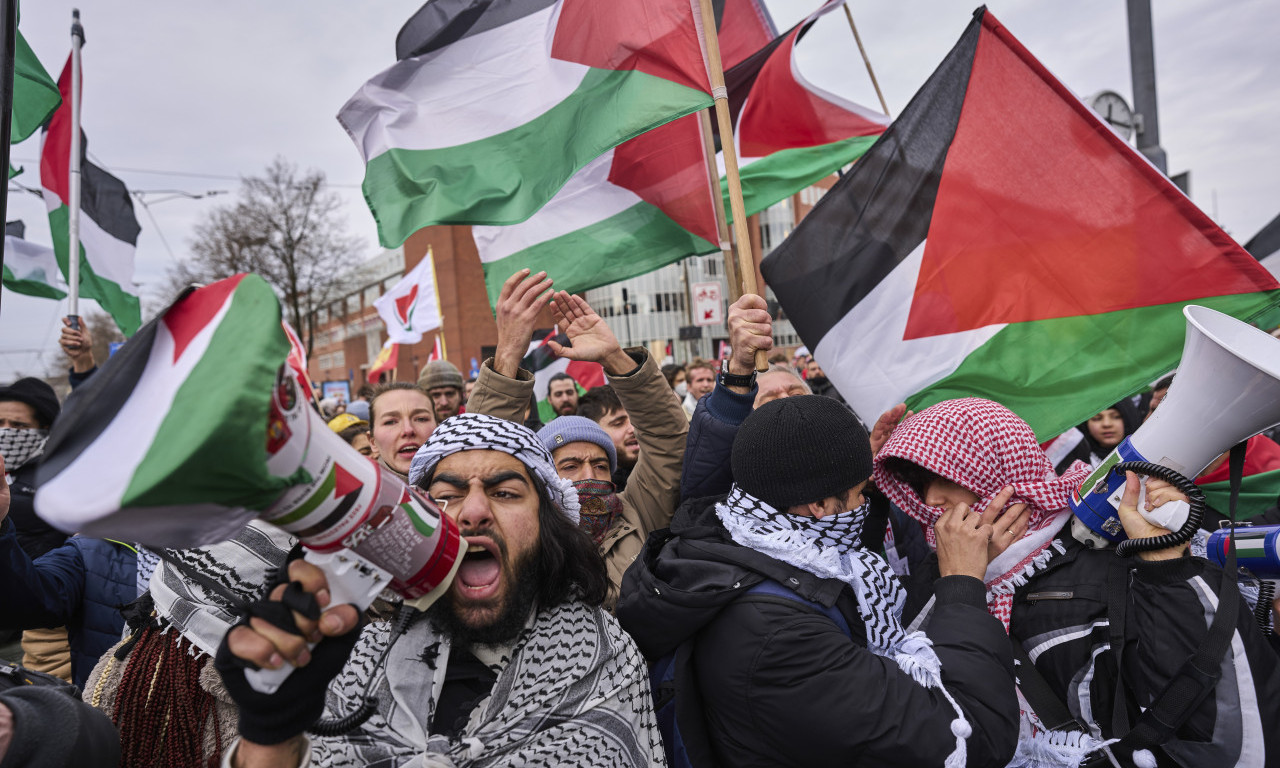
[
  {"left": 0, "top": 377, "right": 60, "bottom": 428},
  {"left": 731, "top": 395, "right": 871, "bottom": 509},
  {"left": 537, "top": 415, "right": 617, "bottom": 473},
  {"left": 418, "top": 360, "right": 464, "bottom": 391}
]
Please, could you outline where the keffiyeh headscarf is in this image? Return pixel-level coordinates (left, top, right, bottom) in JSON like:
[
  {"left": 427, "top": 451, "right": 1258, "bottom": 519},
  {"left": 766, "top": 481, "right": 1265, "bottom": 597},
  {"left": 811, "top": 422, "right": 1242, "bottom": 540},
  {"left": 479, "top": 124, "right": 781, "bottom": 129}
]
[
  {"left": 717, "top": 484, "right": 972, "bottom": 768},
  {"left": 0, "top": 427, "right": 48, "bottom": 471},
  {"left": 873, "top": 398, "right": 1093, "bottom": 629},
  {"left": 408, "top": 413, "right": 580, "bottom": 525}
]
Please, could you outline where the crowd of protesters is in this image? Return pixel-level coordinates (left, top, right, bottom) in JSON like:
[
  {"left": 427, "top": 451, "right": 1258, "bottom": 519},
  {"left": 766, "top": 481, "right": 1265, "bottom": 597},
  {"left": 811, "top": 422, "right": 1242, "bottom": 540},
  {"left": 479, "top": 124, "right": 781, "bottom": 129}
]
[{"left": 0, "top": 269, "right": 1277, "bottom": 768}]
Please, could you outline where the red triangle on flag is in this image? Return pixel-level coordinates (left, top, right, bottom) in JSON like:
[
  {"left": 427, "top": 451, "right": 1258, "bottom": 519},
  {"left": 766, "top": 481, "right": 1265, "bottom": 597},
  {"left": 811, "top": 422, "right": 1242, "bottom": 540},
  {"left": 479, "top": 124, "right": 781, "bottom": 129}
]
[
  {"left": 163, "top": 275, "right": 247, "bottom": 363},
  {"left": 609, "top": 115, "right": 719, "bottom": 245},
  {"left": 902, "top": 14, "right": 1277, "bottom": 341},
  {"left": 333, "top": 461, "right": 361, "bottom": 499},
  {"left": 566, "top": 360, "right": 606, "bottom": 390},
  {"left": 394, "top": 285, "right": 419, "bottom": 327}
]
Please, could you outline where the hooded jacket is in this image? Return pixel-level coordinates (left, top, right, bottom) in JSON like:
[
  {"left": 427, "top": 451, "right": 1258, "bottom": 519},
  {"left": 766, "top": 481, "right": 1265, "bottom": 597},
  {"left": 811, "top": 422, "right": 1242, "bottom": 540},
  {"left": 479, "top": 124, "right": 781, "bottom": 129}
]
[{"left": 617, "top": 495, "right": 1019, "bottom": 768}]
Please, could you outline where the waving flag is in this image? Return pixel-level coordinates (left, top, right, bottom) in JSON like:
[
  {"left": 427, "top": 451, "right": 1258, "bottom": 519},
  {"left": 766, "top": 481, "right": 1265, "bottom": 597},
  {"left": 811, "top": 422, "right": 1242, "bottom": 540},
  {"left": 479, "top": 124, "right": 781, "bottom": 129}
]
[
  {"left": 716, "top": 0, "right": 887, "bottom": 221},
  {"left": 368, "top": 341, "right": 399, "bottom": 384},
  {"left": 473, "top": 114, "right": 720, "bottom": 307},
  {"left": 35, "top": 274, "right": 297, "bottom": 545},
  {"left": 40, "top": 55, "right": 142, "bottom": 335},
  {"left": 761, "top": 9, "right": 1280, "bottom": 440},
  {"left": 11, "top": 12, "right": 60, "bottom": 177},
  {"left": 339, "top": 0, "right": 714, "bottom": 246},
  {"left": 3, "top": 221, "right": 65, "bottom": 299},
  {"left": 374, "top": 253, "right": 442, "bottom": 344}
]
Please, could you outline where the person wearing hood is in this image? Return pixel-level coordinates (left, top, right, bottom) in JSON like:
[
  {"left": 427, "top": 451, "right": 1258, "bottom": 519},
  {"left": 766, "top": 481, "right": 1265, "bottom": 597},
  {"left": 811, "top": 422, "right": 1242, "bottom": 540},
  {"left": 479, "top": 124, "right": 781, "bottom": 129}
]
[
  {"left": 467, "top": 269, "right": 687, "bottom": 607},
  {"left": 1048, "top": 399, "right": 1142, "bottom": 474},
  {"left": 618, "top": 394, "right": 1020, "bottom": 768},
  {"left": 875, "top": 398, "right": 1280, "bottom": 767},
  {"left": 0, "top": 378, "right": 66, "bottom": 560}
]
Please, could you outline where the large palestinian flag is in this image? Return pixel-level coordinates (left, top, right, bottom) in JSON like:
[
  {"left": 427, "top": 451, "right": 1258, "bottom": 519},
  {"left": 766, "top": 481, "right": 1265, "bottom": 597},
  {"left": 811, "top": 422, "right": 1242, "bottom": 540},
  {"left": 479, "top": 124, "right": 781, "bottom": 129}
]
[
  {"left": 36, "top": 274, "right": 298, "bottom": 547},
  {"left": 720, "top": 0, "right": 887, "bottom": 221},
  {"left": 761, "top": 9, "right": 1280, "bottom": 441},
  {"left": 524, "top": 329, "right": 606, "bottom": 423},
  {"left": 339, "top": 0, "right": 714, "bottom": 246},
  {"left": 40, "top": 55, "right": 142, "bottom": 335},
  {"left": 472, "top": 114, "right": 721, "bottom": 306}
]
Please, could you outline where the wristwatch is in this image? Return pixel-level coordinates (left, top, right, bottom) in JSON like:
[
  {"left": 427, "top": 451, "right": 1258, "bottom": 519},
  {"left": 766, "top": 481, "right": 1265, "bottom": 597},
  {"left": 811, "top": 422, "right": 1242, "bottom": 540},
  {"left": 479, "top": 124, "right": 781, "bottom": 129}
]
[{"left": 718, "top": 357, "right": 757, "bottom": 388}]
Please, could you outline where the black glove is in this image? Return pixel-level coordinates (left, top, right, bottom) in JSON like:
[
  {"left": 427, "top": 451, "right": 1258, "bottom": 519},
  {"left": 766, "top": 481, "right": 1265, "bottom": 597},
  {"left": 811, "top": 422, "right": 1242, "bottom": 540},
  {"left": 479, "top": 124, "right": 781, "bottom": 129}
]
[{"left": 214, "top": 581, "right": 363, "bottom": 746}]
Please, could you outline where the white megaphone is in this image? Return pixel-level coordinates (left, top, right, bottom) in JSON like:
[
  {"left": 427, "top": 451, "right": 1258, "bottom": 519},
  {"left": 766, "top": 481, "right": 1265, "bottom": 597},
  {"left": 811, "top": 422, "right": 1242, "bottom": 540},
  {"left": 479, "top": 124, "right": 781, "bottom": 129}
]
[
  {"left": 1069, "top": 304, "right": 1280, "bottom": 548},
  {"left": 35, "top": 277, "right": 464, "bottom": 693}
]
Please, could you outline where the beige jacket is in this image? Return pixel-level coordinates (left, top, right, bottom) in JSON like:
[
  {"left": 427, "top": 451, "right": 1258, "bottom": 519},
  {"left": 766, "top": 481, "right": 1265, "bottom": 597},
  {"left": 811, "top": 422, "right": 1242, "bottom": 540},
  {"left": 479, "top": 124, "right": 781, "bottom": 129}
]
[{"left": 468, "top": 348, "right": 688, "bottom": 607}]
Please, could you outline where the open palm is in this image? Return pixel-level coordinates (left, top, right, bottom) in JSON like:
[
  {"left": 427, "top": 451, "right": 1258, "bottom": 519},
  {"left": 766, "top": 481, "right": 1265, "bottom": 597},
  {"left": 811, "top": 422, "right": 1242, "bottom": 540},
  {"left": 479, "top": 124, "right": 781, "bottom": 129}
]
[{"left": 547, "top": 292, "right": 620, "bottom": 363}]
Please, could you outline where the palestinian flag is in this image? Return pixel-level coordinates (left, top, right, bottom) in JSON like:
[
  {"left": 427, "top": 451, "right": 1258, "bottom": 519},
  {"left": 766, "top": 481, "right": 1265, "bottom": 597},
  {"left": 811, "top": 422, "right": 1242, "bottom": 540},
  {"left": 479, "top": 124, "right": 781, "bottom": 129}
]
[
  {"left": 1197, "top": 434, "right": 1280, "bottom": 521},
  {"left": 719, "top": 0, "right": 887, "bottom": 221},
  {"left": 369, "top": 341, "right": 399, "bottom": 384},
  {"left": 3, "top": 221, "right": 65, "bottom": 299},
  {"left": 40, "top": 55, "right": 142, "bottom": 336},
  {"left": 339, "top": 0, "right": 714, "bottom": 246},
  {"left": 11, "top": 11, "right": 61, "bottom": 177},
  {"left": 373, "top": 253, "right": 442, "bottom": 344},
  {"left": 523, "top": 329, "right": 605, "bottom": 422},
  {"left": 35, "top": 274, "right": 298, "bottom": 547},
  {"left": 761, "top": 8, "right": 1280, "bottom": 441},
  {"left": 472, "top": 113, "right": 720, "bottom": 307}
]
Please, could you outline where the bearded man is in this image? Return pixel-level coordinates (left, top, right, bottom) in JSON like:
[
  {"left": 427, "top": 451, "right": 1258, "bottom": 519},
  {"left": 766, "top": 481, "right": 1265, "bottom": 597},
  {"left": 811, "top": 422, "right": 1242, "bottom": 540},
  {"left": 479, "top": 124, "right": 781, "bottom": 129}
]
[{"left": 217, "top": 413, "right": 665, "bottom": 768}]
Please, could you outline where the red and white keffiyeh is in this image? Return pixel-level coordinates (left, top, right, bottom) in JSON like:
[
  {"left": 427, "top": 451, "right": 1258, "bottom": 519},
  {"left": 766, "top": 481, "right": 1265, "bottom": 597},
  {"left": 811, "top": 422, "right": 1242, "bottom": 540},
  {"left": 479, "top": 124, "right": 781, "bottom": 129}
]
[{"left": 873, "top": 398, "right": 1093, "bottom": 629}]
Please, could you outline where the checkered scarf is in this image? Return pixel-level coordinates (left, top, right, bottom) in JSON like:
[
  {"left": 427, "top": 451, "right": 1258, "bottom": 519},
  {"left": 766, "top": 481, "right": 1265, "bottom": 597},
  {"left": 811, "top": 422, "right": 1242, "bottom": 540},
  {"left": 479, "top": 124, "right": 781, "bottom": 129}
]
[
  {"left": 408, "top": 413, "right": 580, "bottom": 525},
  {"left": 873, "top": 398, "right": 1093, "bottom": 629},
  {"left": 717, "top": 485, "right": 972, "bottom": 768},
  {"left": 0, "top": 427, "right": 48, "bottom": 471}
]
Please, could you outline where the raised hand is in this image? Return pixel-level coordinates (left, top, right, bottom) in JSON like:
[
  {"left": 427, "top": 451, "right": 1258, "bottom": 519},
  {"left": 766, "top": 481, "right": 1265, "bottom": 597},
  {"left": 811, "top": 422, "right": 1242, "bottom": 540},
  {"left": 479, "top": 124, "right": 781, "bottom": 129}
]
[
  {"left": 493, "top": 269, "right": 553, "bottom": 378},
  {"left": 1117, "top": 471, "right": 1185, "bottom": 561},
  {"left": 59, "top": 316, "right": 96, "bottom": 373},
  {"left": 726, "top": 295, "right": 773, "bottom": 377},
  {"left": 547, "top": 292, "right": 634, "bottom": 376},
  {"left": 869, "top": 404, "right": 911, "bottom": 457}
]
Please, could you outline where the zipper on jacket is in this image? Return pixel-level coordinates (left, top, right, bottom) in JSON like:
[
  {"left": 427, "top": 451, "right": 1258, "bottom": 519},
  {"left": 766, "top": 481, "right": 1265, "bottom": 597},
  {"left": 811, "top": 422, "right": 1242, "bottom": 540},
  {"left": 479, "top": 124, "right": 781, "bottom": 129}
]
[{"left": 1025, "top": 590, "right": 1074, "bottom": 602}]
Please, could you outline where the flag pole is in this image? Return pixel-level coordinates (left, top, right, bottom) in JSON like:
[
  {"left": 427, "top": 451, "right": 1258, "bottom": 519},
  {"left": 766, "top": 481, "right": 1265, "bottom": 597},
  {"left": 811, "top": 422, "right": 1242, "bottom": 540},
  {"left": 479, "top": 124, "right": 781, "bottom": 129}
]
[
  {"left": 427, "top": 246, "right": 447, "bottom": 361},
  {"left": 0, "top": 0, "right": 16, "bottom": 317},
  {"left": 695, "top": 0, "right": 766, "bottom": 371},
  {"left": 842, "top": 4, "right": 890, "bottom": 117},
  {"left": 66, "top": 9, "right": 84, "bottom": 328},
  {"left": 697, "top": 109, "right": 741, "bottom": 303}
]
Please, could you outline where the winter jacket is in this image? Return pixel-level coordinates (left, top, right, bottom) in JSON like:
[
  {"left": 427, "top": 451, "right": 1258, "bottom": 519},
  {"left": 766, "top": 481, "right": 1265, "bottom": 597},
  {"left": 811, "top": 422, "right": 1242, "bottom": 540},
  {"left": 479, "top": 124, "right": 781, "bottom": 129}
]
[
  {"left": 1002, "top": 537, "right": 1280, "bottom": 766},
  {"left": 617, "top": 495, "right": 1020, "bottom": 768},
  {"left": 467, "top": 347, "right": 687, "bottom": 607},
  {"left": 0, "top": 518, "right": 137, "bottom": 688},
  {"left": 680, "top": 381, "right": 754, "bottom": 501},
  {"left": 6, "top": 458, "right": 68, "bottom": 560}
]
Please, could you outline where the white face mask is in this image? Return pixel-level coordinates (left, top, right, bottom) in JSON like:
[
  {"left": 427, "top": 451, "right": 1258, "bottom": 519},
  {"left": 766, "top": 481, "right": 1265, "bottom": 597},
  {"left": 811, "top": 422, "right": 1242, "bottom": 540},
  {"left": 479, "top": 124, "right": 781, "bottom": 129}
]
[
  {"left": 0, "top": 427, "right": 49, "bottom": 471},
  {"left": 674, "top": 382, "right": 688, "bottom": 398}
]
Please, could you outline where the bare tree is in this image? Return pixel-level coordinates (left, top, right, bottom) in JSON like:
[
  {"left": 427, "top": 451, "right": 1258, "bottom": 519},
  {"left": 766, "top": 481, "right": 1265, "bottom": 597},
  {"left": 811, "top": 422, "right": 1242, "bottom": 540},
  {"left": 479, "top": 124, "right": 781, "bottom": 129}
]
[{"left": 169, "top": 158, "right": 362, "bottom": 354}]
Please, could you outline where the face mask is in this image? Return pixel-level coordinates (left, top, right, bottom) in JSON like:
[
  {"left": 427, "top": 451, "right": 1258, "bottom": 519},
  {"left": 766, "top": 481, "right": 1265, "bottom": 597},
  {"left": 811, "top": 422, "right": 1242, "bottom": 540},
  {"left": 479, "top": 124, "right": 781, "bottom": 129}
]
[
  {"left": 573, "top": 478, "right": 623, "bottom": 544},
  {"left": 0, "top": 427, "right": 49, "bottom": 472},
  {"left": 674, "top": 383, "right": 688, "bottom": 398}
]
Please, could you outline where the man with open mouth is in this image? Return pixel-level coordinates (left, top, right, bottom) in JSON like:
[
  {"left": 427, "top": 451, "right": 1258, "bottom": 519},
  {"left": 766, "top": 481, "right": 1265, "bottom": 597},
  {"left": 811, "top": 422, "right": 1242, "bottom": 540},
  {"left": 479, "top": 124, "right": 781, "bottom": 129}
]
[{"left": 219, "top": 413, "right": 664, "bottom": 768}]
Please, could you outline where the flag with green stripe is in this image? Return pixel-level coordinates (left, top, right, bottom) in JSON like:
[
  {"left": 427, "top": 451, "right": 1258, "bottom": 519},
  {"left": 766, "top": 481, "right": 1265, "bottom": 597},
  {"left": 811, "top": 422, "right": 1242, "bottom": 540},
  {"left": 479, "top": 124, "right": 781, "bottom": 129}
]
[
  {"left": 35, "top": 274, "right": 302, "bottom": 546},
  {"left": 339, "top": 0, "right": 714, "bottom": 246},
  {"left": 761, "top": 9, "right": 1280, "bottom": 441}
]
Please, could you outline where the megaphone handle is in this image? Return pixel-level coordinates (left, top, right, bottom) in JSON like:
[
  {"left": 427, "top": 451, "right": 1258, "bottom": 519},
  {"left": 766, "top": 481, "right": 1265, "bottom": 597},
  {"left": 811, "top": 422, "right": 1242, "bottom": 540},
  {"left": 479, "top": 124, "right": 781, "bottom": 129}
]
[{"left": 245, "top": 550, "right": 392, "bottom": 695}]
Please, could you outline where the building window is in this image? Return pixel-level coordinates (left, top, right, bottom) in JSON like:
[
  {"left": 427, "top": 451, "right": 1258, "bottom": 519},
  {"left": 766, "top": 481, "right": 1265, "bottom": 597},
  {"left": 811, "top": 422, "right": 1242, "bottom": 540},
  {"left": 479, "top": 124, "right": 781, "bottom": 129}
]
[{"left": 346, "top": 294, "right": 361, "bottom": 315}]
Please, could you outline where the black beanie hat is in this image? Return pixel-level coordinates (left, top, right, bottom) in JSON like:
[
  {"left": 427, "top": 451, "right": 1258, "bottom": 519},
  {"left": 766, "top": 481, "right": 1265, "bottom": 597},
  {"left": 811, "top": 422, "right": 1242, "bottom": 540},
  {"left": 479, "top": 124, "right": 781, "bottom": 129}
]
[
  {"left": 0, "top": 377, "right": 60, "bottom": 428},
  {"left": 731, "top": 395, "right": 872, "bottom": 510}
]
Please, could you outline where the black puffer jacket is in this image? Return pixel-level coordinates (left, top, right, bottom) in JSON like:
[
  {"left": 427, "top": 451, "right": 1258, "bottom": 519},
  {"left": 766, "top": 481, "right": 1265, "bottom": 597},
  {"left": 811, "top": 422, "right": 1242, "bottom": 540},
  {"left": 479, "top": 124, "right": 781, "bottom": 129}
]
[{"left": 618, "top": 496, "right": 1019, "bottom": 768}]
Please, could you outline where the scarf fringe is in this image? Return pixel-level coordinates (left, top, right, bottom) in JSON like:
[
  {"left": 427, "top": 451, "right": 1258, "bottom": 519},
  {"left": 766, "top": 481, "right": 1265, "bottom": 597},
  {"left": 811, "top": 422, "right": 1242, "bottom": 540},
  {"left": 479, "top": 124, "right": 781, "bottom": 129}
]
[
  {"left": 1007, "top": 727, "right": 1118, "bottom": 768},
  {"left": 988, "top": 541, "right": 1063, "bottom": 601}
]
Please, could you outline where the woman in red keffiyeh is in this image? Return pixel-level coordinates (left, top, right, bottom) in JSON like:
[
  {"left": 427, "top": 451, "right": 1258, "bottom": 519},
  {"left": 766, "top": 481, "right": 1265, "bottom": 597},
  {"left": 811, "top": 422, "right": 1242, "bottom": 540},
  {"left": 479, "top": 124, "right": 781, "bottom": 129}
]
[
  {"left": 872, "top": 397, "right": 1280, "bottom": 768},
  {"left": 874, "top": 397, "right": 1093, "bottom": 629}
]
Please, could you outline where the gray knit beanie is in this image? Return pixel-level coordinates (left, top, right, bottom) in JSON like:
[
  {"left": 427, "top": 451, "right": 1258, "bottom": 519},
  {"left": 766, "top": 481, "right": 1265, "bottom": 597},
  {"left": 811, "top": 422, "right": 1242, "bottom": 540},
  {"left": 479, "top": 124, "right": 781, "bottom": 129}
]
[
  {"left": 418, "top": 360, "right": 463, "bottom": 391},
  {"left": 731, "top": 395, "right": 872, "bottom": 509},
  {"left": 537, "top": 415, "right": 617, "bottom": 473}
]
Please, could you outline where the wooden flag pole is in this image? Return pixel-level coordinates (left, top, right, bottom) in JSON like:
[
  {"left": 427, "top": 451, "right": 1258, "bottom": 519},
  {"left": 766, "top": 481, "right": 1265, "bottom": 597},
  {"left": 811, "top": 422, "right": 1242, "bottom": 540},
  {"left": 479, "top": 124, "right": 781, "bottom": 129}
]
[
  {"left": 695, "top": 0, "right": 766, "bottom": 371},
  {"left": 842, "top": 4, "right": 891, "bottom": 117},
  {"left": 697, "top": 108, "right": 740, "bottom": 303}
]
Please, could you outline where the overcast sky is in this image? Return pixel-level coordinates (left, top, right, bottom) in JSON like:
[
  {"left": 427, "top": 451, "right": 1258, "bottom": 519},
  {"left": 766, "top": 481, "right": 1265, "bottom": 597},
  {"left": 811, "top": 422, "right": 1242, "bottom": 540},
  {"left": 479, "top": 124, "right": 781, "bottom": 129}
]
[{"left": 2, "top": 0, "right": 1276, "bottom": 380}]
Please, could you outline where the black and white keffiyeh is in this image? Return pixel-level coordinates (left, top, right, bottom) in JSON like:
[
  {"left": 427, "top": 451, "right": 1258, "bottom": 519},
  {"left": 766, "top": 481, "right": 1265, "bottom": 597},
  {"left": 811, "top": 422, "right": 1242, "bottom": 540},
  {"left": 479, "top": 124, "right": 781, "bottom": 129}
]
[
  {"left": 313, "top": 599, "right": 666, "bottom": 767},
  {"left": 408, "top": 413, "right": 580, "bottom": 525},
  {"left": 149, "top": 521, "right": 296, "bottom": 657},
  {"left": 716, "top": 484, "right": 972, "bottom": 768},
  {"left": 0, "top": 427, "right": 48, "bottom": 471}
]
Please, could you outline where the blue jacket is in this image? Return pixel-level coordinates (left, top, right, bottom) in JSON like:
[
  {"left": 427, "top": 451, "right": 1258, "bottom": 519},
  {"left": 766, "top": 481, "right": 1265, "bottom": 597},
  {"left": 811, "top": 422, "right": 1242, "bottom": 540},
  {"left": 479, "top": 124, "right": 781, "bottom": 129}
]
[
  {"left": 680, "top": 382, "right": 755, "bottom": 501},
  {"left": 0, "top": 518, "right": 137, "bottom": 688}
]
